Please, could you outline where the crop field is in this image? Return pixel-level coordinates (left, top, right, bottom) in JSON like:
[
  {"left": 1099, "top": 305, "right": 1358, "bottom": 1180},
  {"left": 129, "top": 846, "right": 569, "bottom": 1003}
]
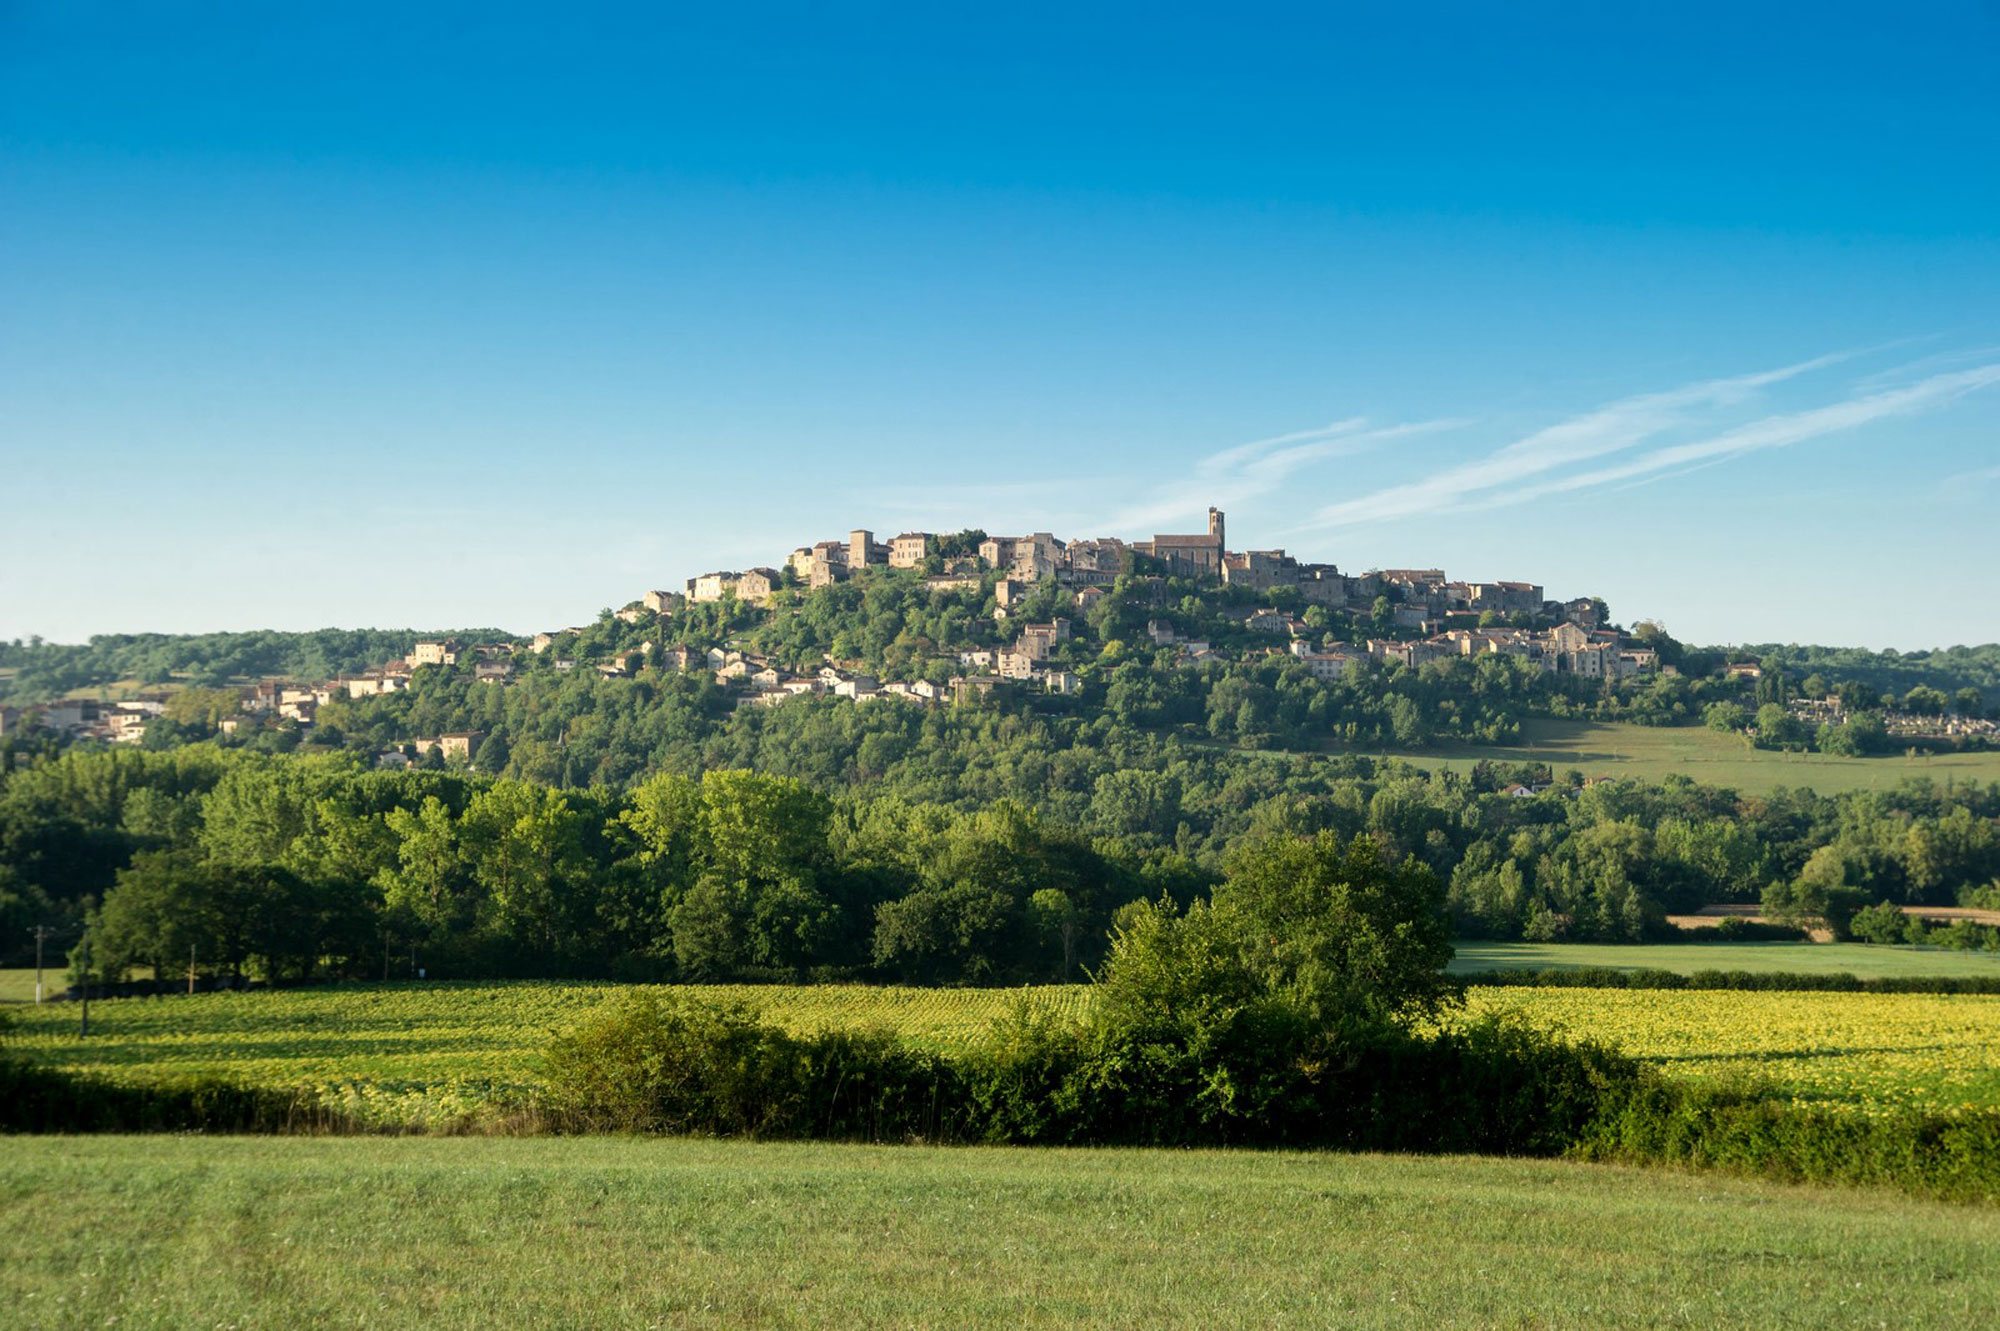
[
  {"left": 1360, "top": 718, "right": 2000, "bottom": 795},
  {"left": 1465, "top": 987, "right": 2000, "bottom": 1114},
  {"left": 1450, "top": 940, "right": 2000, "bottom": 978},
  {"left": 2, "top": 982, "right": 1086, "bottom": 1126},
  {"left": 5, "top": 1136, "right": 1997, "bottom": 1330},
  {"left": 10, "top": 979, "right": 2000, "bottom": 1125}
]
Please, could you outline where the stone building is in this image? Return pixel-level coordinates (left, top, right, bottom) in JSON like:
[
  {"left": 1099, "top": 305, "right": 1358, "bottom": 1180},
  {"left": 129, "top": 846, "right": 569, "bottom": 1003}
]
[{"left": 1134, "top": 508, "right": 1225, "bottom": 577}]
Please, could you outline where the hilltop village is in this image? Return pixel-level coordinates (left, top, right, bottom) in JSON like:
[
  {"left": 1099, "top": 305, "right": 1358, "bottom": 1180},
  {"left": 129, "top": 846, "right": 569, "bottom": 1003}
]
[
  {"left": 0, "top": 508, "right": 1671, "bottom": 755},
  {"left": 644, "top": 506, "right": 1663, "bottom": 699},
  {"left": 11, "top": 506, "right": 1997, "bottom": 767}
]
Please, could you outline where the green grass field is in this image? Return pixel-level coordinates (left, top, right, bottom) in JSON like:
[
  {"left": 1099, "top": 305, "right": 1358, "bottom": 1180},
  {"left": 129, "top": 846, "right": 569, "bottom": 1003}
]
[
  {"left": 1360, "top": 718, "right": 2000, "bottom": 795},
  {"left": 0, "top": 968, "right": 66, "bottom": 1003},
  {"left": 11, "top": 978, "right": 2000, "bottom": 1122},
  {"left": 2, "top": 1136, "right": 1995, "bottom": 1329},
  {"left": 1450, "top": 940, "right": 2000, "bottom": 978}
]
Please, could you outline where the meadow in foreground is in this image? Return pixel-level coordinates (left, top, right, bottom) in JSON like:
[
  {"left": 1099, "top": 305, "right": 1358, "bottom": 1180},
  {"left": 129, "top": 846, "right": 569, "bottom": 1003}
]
[{"left": 2, "top": 1135, "right": 1995, "bottom": 1330}]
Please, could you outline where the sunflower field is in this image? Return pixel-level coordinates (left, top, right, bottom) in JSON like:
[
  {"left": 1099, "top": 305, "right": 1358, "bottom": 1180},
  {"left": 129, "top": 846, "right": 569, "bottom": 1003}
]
[
  {"left": 1464, "top": 986, "right": 2000, "bottom": 1116},
  {"left": 2, "top": 982, "right": 1083, "bottom": 1127},
  {"left": 9, "top": 980, "right": 1999, "bottom": 1128}
]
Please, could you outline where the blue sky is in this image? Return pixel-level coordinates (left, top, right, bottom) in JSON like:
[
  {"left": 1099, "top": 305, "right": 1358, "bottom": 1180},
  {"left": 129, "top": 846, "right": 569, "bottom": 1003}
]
[{"left": 3, "top": 3, "right": 1997, "bottom": 648}]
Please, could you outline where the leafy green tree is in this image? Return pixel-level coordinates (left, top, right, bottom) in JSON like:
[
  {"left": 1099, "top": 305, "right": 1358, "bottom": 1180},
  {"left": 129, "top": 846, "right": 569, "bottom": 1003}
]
[
  {"left": 1100, "top": 831, "right": 1457, "bottom": 1036},
  {"left": 1903, "top": 685, "right": 1950, "bottom": 716},
  {"left": 92, "top": 850, "right": 221, "bottom": 982},
  {"left": 871, "top": 880, "right": 1014, "bottom": 982},
  {"left": 460, "top": 780, "right": 590, "bottom": 961},
  {"left": 1089, "top": 770, "right": 1182, "bottom": 841},
  {"left": 376, "top": 796, "right": 469, "bottom": 939},
  {"left": 1753, "top": 703, "right": 1806, "bottom": 750},
  {"left": 1703, "top": 701, "right": 1749, "bottom": 732},
  {"left": 1763, "top": 848, "right": 1870, "bottom": 936},
  {"left": 1847, "top": 899, "right": 1908, "bottom": 945},
  {"left": 1027, "top": 887, "right": 1084, "bottom": 979},
  {"left": 665, "top": 771, "right": 840, "bottom": 976}
]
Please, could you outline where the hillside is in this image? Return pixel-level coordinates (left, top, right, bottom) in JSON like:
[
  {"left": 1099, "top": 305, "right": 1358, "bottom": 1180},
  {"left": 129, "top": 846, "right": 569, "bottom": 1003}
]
[
  {"left": 7, "top": 554, "right": 2000, "bottom": 980},
  {"left": 7, "top": 559, "right": 1995, "bottom": 787}
]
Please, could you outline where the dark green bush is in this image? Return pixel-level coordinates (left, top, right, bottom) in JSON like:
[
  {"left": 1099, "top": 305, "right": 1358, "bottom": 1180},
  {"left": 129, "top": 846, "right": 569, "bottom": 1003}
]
[
  {"left": 538, "top": 992, "right": 1641, "bottom": 1156},
  {"left": 1697, "top": 918, "right": 1807, "bottom": 943},
  {"left": 540, "top": 992, "right": 962, "bottom": 1139},
  {"left": 1578, "top": 1078, "right": 2000, "bottom": 1204},
  {"left": 0, "top": 1055, "right": 337, "bottom": 1133}
]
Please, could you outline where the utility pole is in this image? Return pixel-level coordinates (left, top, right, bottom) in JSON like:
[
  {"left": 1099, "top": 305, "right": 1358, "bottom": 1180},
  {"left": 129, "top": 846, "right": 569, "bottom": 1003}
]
[
  {"left": 188, "top": 943, "right": 197, "bottom": 996},
  {"left": 32, "top": 925, "right": 55, "bottom": 1004},
  {"left": 78, "top": 933, "right": 90, "bottom": 1038}
]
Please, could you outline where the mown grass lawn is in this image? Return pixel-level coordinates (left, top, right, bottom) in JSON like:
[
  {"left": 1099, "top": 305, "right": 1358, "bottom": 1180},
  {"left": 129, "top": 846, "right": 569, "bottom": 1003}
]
[
  {"left": 0, "top": 968, "right": 65, "bottom": 1004},
  {"left": 2, "top": 1135, "right": 1996, "bottom": 1330},
  {"left": 1357, "top": 717, "right": 2000, "bottom": 795},
  {"left": 1449, "top": 940, "right": 2000, "bottom": 978}
]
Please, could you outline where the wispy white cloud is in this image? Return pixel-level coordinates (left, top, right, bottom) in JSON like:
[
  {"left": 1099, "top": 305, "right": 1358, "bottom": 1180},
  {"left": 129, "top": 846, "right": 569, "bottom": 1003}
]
[
  {"left": 1943, "top": 462, "right": 2000, "bottom": 488},
  {"left": 1303, "top": 353, "right": 1852, "bottom": 529},
  {"left": 1197, "top": 419, "right": 1371, "bottom": 475},
  {"left": 1845, "top": 341, "right": 2000, "bottom": 392},
  {"left": 1465, "top": 363, "right": 2000, "bottom": 512},
  {"left": 837, "top": 349, "right": 1994, "bottom": 550}
]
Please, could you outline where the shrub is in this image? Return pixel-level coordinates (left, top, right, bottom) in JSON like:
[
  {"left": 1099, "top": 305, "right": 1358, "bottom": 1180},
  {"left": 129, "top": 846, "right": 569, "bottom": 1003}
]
[
  {"left": 1844, "top": 900, "right": 1907, "bottom": 945},
  {"left": 1577, "top": 1078, "right": 2000, "bottom": 1204},
  {"left": 535, "top": 991, "right": 1650, "bottom": 1157},
  {"left": 539, "top": 992, "right": 959, "bottom": 1139},
  {"left": 1699, "top": 917, "right": 1806, "bottom": 943},
  {"left": 0, "top": 1055, "right": 338, "bottom": 1133}
]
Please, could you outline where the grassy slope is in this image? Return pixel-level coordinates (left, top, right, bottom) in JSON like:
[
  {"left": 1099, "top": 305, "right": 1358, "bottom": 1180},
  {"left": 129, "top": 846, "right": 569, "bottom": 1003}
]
[
  {"left": 3, "top": 1137, "right": 1996, "bottom": 1330},
  {"left": 1450, "top": 940, "right": 2000, "bottom": 978},
  {"left": 1360, "top": 717, "right": 2000, "bottom": 795}
]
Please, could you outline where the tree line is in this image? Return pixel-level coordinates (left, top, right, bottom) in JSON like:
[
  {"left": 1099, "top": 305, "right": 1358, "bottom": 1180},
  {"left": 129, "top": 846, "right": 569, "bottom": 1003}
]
[{"left": 5, "top": 745, "right": 1999, "bottom": 983}]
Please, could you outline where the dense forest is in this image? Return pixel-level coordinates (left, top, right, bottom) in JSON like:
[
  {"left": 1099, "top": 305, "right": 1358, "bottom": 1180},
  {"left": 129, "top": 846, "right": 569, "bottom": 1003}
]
[{"left": 5, "top": 743, "right": 1997, "bottom": 982}]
